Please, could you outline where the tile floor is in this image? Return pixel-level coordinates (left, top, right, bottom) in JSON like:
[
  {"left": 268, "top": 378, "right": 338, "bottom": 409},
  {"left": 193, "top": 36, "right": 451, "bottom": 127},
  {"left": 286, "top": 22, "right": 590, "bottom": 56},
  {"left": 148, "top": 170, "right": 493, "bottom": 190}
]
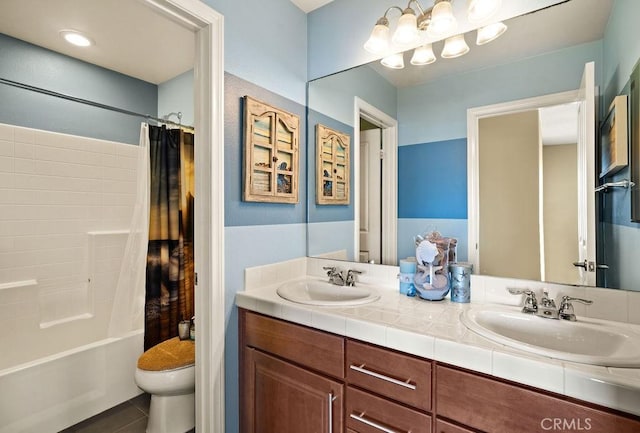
[{"left": 60, "top": 393, "right": 196, "bottom": 433}]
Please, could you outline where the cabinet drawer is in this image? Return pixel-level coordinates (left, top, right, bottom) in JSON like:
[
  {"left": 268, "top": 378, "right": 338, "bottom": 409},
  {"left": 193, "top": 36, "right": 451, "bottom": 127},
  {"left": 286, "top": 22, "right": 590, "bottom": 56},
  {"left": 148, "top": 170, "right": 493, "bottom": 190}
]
[
  {"left": 436, "top": 365, "right": 640, "bottom": 433},
  {"left": 346, "top": 339, "right": 431, "bottom": 411},
  {"left": 242, "top": 310, "right": 344, "bottom": 378},
  {"left": 347, "top": 387, "right": 431, "bottom": 433},
  {"left": 435, "top": 419, "right": 475, "bottom": 433}
]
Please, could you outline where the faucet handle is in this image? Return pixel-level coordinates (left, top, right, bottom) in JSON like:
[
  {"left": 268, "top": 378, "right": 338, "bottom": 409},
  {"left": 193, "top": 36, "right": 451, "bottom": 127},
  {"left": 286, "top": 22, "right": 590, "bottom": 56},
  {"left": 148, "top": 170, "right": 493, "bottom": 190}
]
[
  {"left": 507, "top": 288, "right": 538, "bottom": 314},
  {"left": 558, "top": 296, "right": 593, "bottom": 321},
  {"left": 323, "top": 266, "right": 337, "bottom": 275},
  {"left": 345, "top": 269, "right": 362, "bottom": 286}
]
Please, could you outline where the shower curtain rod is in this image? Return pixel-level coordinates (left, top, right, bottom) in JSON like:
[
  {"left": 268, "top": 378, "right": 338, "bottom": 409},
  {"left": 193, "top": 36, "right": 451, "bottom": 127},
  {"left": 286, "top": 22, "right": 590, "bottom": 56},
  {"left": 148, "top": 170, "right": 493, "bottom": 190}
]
[{"left": 0, "top": 77, "right": 194, "bottom": 130}]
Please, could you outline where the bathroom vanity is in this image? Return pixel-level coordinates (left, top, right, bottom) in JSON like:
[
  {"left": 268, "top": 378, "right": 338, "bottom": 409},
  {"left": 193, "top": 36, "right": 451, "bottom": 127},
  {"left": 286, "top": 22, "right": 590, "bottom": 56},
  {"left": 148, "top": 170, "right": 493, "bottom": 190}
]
[
  {"left": 239, "top": 309, "right": 640, "bottom": 433},
  {"left": 237, "top": 259, "right": 640, "bottom": 433}
]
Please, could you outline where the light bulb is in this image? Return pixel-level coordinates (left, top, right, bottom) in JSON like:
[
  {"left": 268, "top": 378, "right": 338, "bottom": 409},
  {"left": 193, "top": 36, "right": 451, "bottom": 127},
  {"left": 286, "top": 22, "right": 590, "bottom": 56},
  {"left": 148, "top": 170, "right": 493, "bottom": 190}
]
[
  {"left": 364, "top": 18, "right": 390, "bottom": 54},
  {"left": 60, "top": 30, "right": 93, "bottom": 47},
  {"left": 476, "top": 22, "right": 507, "bottom": 45},
  {"left": 428, "top": 1, "right": 457, "bottom": 37},
  {"left": 381, "top": 52, "right": 405, "bottom": 69},
  {"left": 441, "top": 34, "right": 470, "bottom": 59},
  {"left": 392, "top": 8, "right": 419, "bottom": 46},
  {"left": 410, "top": 44, "right": 436, "bottom": 65}
]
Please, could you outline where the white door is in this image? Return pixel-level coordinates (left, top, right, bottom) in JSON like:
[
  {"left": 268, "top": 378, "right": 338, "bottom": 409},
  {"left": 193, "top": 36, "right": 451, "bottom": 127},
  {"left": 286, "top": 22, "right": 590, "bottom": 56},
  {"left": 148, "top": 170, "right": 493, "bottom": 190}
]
[
  {"left": 360, "top": 128, "right": 382, "bottom": 263},
  {"left": 576, "top": 61, "right": 597, "bottom": 285}
]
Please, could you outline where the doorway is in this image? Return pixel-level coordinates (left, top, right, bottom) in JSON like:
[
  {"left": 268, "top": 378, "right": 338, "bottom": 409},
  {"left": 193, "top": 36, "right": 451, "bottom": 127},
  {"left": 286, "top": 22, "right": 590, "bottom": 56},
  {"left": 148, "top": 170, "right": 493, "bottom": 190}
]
[
  {"left": 354, "top": 98, "right": 398, "bottom": 265},
  {"left": 141, "top": 2, "right": 225, "bottom": 432},
  {"left": 359, "top": 122, "right": 382, "bottom": 263},
  {"left": 467, "top": 62, "right": 596, "bottom": 287}
]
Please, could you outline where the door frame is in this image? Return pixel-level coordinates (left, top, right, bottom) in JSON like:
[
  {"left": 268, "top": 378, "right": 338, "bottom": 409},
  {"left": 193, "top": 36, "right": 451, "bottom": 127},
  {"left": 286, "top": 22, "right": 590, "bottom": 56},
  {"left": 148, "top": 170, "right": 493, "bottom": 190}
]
[
  {"left": 354, "top": 97, "right": 398, "bottom": 265},
  {"left": 467, "top": 89, "right": 588, "bottom": 277},
  {"left": 144, "top": 1, "right": 225, "bottom": 432}
]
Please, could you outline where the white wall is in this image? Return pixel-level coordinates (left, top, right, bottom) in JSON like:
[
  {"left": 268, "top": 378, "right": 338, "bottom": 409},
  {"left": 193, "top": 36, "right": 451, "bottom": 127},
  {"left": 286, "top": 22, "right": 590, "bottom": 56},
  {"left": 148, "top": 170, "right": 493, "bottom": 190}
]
[{"left": 0, "top": 122, "right": 137, "bottom": 368}]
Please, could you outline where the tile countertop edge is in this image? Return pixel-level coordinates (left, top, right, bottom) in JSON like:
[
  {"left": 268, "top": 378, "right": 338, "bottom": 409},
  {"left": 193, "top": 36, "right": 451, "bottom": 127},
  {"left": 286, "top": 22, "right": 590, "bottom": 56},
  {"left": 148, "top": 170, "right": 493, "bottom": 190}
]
[{"left": 235, "top": 284, "right": 640, "bottom": 418}]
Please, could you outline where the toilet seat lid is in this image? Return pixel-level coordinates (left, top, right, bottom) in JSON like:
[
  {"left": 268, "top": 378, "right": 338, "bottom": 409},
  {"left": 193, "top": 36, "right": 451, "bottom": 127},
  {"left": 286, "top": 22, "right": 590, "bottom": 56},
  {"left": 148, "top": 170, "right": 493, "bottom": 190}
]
[{"left": 138, "top": 337, "right": 195, "bottom": 371}]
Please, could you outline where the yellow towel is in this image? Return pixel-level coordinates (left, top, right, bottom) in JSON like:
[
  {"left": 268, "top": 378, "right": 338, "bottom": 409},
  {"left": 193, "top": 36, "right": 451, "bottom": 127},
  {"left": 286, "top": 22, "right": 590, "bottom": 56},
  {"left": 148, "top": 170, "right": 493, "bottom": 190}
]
[{"left": 137, "top": 337, "right": 195, "bottom": 371}]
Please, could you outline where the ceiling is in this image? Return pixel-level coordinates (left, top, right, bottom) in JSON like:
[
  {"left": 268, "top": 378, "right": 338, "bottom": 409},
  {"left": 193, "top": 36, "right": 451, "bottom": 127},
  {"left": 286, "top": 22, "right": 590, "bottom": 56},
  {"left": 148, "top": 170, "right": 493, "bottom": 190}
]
[
  {"left": 0, "top": 0, "right": 194, "bottom": 85},
  {"left": 291, "top": 0, "right": 335, "bottom": 13}
]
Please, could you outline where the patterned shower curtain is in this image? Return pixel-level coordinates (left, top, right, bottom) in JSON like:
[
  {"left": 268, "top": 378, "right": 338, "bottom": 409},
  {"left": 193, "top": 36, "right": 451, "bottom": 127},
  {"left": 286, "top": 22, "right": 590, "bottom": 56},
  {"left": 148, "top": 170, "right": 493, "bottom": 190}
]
[{"left": 145, "top": 125, "right": 195, "bottom": 350}]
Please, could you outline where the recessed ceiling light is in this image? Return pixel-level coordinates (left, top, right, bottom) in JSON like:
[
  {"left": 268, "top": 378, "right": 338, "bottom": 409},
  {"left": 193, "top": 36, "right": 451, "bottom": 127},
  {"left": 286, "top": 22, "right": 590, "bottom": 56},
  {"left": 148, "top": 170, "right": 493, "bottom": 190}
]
[{"left": 60, "top": 30, "right": 93, "bottom": 47}]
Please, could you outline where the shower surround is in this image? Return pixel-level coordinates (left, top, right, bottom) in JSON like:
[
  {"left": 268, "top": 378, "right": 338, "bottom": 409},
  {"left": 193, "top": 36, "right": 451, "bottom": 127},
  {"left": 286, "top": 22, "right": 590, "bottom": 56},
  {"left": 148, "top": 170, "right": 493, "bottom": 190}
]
[{"left": 0, "top": 122, "right": 144, "bottom": 432}]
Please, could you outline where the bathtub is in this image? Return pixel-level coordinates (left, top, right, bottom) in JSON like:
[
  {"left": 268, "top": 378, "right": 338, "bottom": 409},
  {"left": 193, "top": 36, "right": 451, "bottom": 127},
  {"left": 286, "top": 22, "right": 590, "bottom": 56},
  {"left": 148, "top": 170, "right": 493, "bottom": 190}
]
[{"left": 0, "top": 329, "right": 144, "bottom": 433}]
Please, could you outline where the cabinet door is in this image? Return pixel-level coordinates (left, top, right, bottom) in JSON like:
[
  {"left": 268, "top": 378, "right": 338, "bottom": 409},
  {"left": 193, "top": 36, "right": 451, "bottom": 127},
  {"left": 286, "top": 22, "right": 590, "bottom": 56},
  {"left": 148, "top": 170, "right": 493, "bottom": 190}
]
[{"left": 242, "top": 348, "right": 343, "bottom": 433}]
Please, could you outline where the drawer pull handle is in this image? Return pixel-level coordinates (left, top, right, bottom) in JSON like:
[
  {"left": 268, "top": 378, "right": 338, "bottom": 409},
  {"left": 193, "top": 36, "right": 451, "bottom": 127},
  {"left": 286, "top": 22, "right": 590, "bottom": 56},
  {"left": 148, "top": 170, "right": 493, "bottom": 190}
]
[
  {"left": 328, "top": 392, "right": 337, "bottom": 433},
  {"left": 350, "top": 412, "right": 402, "bottom": 433},
  {"left": 349, "top": 364, "right": 417, "bottom": 390}
]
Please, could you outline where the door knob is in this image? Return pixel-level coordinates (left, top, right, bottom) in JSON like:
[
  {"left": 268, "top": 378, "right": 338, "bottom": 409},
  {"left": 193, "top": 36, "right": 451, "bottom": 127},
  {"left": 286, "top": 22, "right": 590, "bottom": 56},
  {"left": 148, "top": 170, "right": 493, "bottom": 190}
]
[
  {"left": 572, "top": 260, "right": 609, "bottom": 271},
  {"left": 572, "top": 260, "right": 587, "bottom": 269}
]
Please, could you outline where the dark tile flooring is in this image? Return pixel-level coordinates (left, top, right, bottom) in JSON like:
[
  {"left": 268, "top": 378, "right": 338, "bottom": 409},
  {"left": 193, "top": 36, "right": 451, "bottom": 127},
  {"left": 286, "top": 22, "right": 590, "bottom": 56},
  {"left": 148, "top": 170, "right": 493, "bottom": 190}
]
[
  {"left": 60, "top": 393, "right": 150, "bottom": 433},
  {"left": 60, "top": 393, "right": 196, "bottom": 433}
]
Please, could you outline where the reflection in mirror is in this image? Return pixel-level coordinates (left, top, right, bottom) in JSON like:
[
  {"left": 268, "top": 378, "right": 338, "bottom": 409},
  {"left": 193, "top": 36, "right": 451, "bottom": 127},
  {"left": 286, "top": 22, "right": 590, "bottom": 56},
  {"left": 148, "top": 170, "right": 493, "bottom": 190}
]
[
  {"left": 473, "top": 99, "right": 585, "bottom": 287},
  {"left": 307, "top": 0, "right": 640, "bottom": 291}
]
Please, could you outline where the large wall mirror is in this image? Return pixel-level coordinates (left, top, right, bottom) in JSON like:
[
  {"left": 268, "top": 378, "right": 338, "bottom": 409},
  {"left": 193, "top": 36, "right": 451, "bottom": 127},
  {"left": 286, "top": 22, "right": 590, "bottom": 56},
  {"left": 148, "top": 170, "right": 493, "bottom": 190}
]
[{"left": 307, "top": 0, "right": 640, "bottom": 292}]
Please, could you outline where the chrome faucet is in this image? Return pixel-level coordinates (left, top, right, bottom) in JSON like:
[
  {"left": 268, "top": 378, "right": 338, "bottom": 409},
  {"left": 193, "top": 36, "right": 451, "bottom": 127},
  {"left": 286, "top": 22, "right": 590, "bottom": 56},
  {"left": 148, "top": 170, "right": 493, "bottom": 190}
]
[
  {"left": 323, "top": 266, "right": 345, "bottom": 286},
  {"left": 558, "top": 296, "right": 593, "bottom": 321},
  {"left": 508, "top": 288, "right": 593, "bottom": 321},
  {"left": 507, "top": 287, "right": 538, "bottom": 314},
  {"left": 345, "top": 269, "right": 362, "bottom": 287}
]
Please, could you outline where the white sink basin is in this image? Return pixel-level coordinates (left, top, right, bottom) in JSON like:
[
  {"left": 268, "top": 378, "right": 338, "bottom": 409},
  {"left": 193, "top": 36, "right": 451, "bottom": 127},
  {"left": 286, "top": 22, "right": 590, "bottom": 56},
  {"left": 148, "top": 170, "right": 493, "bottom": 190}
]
[
  {"left": 276, "top": 279, "right": 380, "bottom": 306},
  {"left": 461, "top": 305, "right": 640, "bottom": 367}
]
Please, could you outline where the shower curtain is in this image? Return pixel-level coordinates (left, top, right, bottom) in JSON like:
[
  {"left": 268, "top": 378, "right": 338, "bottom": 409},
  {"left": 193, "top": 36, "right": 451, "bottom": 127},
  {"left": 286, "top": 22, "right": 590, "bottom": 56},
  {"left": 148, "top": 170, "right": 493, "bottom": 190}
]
[
  {"left": 108, "top": 124, "right": 150, "bottom": 339},
  {"left": 145, "top": 125, "right": 195, "bottom": 350}
]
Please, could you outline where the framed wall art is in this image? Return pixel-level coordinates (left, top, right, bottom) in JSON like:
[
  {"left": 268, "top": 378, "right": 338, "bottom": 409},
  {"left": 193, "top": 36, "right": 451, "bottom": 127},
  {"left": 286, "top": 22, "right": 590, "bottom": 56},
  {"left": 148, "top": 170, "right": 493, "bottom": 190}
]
[
  {"left": 599, "top": 94, "right": 628, "bottom": 178},
  {"left": 316, "top": 124, "right": 350, "bottom": 205},
  {"left": 243, "top": 96, "right": 299, "bottom": 204}
]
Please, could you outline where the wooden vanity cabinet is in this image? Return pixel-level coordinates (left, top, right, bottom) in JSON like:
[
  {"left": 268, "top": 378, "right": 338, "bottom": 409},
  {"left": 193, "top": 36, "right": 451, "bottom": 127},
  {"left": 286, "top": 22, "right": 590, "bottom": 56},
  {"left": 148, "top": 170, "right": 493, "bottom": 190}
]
[
  {"left": 240, "top": 310, "right": 345, "bottom": 433},
  {"left": 240, "top": 309, "right": 640, "bottom": 433}
]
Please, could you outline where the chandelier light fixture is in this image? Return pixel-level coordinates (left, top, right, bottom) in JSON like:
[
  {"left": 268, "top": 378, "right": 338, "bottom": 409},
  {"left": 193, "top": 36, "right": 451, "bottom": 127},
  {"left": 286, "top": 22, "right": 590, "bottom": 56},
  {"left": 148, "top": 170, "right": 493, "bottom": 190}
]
[{"left": 365, "top": 0, "right": 506, "bottom": 69}]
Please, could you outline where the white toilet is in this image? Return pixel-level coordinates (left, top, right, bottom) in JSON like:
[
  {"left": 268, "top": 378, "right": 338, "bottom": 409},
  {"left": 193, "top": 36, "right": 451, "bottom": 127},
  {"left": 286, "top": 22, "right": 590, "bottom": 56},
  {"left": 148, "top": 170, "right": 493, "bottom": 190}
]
[{"left": 135, "top": 337, "right": 196, "bottom": 433}]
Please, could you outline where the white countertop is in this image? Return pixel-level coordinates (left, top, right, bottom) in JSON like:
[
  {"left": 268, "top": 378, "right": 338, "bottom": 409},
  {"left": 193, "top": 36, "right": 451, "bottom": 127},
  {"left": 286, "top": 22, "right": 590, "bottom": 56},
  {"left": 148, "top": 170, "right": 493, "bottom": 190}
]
[{"left": 236, "top": 278, "right": 640, "bottom": 417}]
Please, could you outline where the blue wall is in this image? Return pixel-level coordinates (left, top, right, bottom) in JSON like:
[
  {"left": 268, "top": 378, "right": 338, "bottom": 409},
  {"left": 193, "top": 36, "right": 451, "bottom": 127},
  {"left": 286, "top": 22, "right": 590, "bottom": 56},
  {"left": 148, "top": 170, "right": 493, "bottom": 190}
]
[
  {"left": 398, "top": 139, "right": 467, "bottom": 219},
  {"left": 398, "top": 41, "right": 603, "bottom": 145},
  {"left": 598, "top": 0, "right": 640, "bottom": 290},
  {"left": 0, "top": 33, "right": 157, "bottom": 145},
  {"left": 157, "top": 70, "right": 194, "bottom": 127},
  {"left": 197, "top": 1, "right": 310, "bottom": 432},
  {"left": 204, "top": 0, "right": 308, "bottom": 104}
]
